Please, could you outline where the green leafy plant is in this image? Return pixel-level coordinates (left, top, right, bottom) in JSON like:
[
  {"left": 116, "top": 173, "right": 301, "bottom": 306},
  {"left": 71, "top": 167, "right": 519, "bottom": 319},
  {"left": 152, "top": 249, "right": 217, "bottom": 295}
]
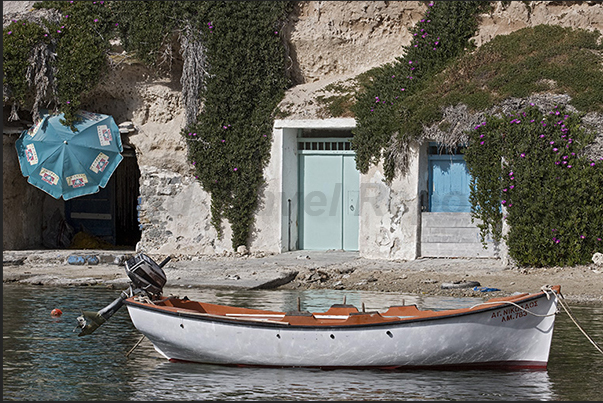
[
  {"left": 351, "top": 1, "right": 488, "bottom": 181},
  {"left": 3, "top": 1, "right": 117, "bottom": 128},
  {"left": 181, "top": 1, "right": 293, "bottom": 249},
  {"left": 465, "top": 106, "right": 603, "bottom": 266},
  {"left": 3, "top": 20, "right": 51, "bottom": 113}
]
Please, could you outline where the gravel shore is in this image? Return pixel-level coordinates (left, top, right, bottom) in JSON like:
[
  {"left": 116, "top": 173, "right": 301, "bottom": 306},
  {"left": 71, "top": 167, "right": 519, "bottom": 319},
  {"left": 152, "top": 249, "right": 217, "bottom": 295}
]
[{"left": 3, "top": 249, "right": 603, "bottom": 305}]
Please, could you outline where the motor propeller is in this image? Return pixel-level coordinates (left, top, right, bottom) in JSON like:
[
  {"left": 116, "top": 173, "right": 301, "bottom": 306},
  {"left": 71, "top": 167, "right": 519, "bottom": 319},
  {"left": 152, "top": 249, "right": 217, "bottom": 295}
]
[{"left": 74, "top": 253, "right": 171, "bottom": 336}]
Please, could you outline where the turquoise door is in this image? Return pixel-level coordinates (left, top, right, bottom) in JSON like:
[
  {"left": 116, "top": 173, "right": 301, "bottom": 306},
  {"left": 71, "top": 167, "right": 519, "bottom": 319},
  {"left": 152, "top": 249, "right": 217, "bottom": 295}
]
[
  {"left": 298, "top": 139, "right": 359, "bottom": 251},
  {"left": 428, "top": 154, "right": 472, "bottom": 212}
]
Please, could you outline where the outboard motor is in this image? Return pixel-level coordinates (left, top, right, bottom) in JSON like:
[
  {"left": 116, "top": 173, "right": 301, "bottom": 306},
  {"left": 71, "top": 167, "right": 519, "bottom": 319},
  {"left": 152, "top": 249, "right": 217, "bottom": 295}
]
[{"left": 75, "top": 253, "right": 171, "bottom": 336}]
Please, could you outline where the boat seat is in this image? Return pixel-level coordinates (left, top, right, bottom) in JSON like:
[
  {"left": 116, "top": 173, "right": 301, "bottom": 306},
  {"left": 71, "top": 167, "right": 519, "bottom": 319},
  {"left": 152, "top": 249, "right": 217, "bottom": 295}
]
[{"left": 322, "top": 304, "right": 359, "bottom": 315}]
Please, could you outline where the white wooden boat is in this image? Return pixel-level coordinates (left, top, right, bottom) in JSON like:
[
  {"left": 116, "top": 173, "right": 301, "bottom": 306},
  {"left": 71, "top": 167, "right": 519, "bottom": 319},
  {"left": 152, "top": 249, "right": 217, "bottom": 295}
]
[
  {"left": 72, "top": 253, "right": 560, "bottom": 369},
  {"left": 123, "top": 285, "right": 561, "bottom": 369}
]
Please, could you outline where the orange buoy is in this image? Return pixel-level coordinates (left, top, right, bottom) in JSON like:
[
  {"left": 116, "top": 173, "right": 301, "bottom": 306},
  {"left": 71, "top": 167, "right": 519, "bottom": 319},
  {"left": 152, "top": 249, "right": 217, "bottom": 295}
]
[{"left": 51, "top": 308, "right": 63, "bottom": 317}]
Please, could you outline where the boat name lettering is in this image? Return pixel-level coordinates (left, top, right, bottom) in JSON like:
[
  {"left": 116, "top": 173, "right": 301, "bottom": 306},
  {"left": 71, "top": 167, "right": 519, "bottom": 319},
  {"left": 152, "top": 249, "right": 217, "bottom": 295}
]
[{"left": 490, "top": 300, "right": 538, "bottom": 322}]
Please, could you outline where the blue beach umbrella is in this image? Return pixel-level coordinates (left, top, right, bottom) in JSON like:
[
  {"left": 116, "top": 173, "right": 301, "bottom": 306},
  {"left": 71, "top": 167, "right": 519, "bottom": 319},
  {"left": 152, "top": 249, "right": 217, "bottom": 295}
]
[{"left": 15, "top": 110, "right": 124, "bottom": 200}]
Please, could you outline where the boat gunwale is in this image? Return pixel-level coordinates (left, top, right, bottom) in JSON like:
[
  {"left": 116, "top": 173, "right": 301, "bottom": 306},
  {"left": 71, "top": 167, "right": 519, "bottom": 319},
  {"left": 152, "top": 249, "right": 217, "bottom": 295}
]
[{"left": 123, "top": 287, "right": 559, "bottom": 330}]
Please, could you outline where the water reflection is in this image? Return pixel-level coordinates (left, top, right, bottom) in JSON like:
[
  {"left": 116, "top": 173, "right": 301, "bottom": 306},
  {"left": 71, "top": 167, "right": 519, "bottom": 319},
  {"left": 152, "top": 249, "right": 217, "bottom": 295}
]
[
  {"left": 3, "top": 284, "right": 602, "bottom": 401},
  {"left": 126, "top": 354, "right": 555, "bottom": 401}
]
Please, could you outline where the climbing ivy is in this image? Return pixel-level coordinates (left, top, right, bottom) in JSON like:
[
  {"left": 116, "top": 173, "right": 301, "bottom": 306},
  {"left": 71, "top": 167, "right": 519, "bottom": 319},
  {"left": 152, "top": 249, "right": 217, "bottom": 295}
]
[
  {"left": 465, "top": 107, "right": 603, "bottom": 267},
  {"left": 4, "top": 1, "right": 293, "bottom": 251},
  {"left": 40, "top": 1, "right": 115, "bottom": 127},
  {"left": 182, "top": 2, "right": 293, "bottom": 249},
  {"left": 351, "top": 1, "right": 489, "bottom": 181},
  {"left": 3, "top": 19, "right": 52, "bottom": 116},
  {"left": 112, "top": 1, "right": 293, "bottom": 249}
]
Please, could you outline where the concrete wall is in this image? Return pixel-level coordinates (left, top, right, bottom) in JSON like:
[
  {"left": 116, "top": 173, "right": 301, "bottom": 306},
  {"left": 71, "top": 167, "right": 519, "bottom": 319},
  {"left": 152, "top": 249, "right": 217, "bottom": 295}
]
[{"left": 358, "top": 141, "right": 422, "bottom": 260}]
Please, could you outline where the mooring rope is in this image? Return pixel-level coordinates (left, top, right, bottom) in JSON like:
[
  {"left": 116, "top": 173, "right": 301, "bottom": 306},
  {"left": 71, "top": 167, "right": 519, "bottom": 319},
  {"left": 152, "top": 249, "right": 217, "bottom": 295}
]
[
  {"left": 550, "top": 287, "right": 603, "bottom": 356},
  {"left": 125, "top": 334, "right": 146, "bottom": 358},
  {"left": 470, "top": 285, "right": 602, "bottom": 355}
]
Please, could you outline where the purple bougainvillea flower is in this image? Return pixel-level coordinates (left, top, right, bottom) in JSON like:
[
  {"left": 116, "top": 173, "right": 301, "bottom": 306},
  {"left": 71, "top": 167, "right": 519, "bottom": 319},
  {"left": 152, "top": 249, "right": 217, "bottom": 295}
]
[
  {"left": 94, "top": 19, "right": 99, "bottom": 22},
  {"left": 509, "top": 185, "right": 514, "bottom": 189},
  {"left": 233, "top": 168, "right": 238, "bottom": 172},
  {"left": 553, "top": 148, "right": 558, "bottom": 152},
  {"left": 580, "top": 235, "right": 585, "bottom": 239},
  {"left": 501, "top": 200, "right": 506, "bottom": 204},
  {"left": 480, "top": 141, "right": 484, "bottom": 145},
  {"left": 520, "top": 153, "right": 525, "bottom": 158},
  {"left": 550, "top": 141, "right": 555, "bottom": 145}
]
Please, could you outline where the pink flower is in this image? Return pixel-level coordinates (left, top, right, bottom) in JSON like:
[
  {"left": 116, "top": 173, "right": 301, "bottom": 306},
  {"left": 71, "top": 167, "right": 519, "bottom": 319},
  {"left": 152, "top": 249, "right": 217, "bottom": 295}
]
[{"left": 233, "top": 168, "right": 238, "bottom": 172}]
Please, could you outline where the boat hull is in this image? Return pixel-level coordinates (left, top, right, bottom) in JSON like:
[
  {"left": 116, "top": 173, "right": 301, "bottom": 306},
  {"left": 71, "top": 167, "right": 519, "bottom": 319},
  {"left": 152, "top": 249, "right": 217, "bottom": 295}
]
[{"left": 125, "top": 290, "right": 558, "bottom": 369}]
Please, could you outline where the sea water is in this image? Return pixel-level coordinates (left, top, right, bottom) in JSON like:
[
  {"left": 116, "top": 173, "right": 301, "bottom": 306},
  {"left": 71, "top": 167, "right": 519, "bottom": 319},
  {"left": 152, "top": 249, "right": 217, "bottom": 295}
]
[{"left": 3, "top": 283, "right": 602, "bottom": 401}]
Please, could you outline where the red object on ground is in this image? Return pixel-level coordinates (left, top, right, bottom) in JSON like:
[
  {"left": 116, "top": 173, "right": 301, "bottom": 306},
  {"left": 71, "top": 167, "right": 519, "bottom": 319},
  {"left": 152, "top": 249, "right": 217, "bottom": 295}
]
[{"left": 51, "top": 308, "right": 63, "bottom": 317}]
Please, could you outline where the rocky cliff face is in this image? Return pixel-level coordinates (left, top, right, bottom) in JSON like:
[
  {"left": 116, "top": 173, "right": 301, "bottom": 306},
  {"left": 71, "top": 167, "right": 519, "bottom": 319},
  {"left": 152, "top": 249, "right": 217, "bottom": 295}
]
[
  {"left": 279, "top": 1, "right": 603, "bottom": 119},
  {"left": 4, "top": 1, "right": 601, "bottom": 170},
  {"left": 3, "top": 1, "right": 602, "bottom": 253}
]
